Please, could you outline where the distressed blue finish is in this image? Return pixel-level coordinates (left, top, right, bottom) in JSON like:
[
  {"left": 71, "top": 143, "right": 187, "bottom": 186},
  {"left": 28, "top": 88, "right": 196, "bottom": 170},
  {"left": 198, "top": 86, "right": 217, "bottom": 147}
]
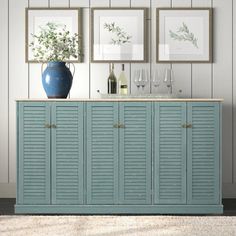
[
  {"left": 18, "top": 102, "right": 51, "bottom": 205},
  {"left": 187, "top": 102, "right": 220, "bottom": 204},
  {"left": 42, "top": 62, "right": 73, "bottom": 98},
  {"left": 51, "top": 102, "right": 84, "bottom": 204},
  {"left": 119, "top": 102, "right": 152, "bottom": 204},
  {"left": 154, "top": 102, "right": 187, "bottom": 204},
  {"left": 86, "top": 102, "right": 119, "bottom": 204},
  {"left": 16, "top": 101, "right": 222, "bottom": 214}
]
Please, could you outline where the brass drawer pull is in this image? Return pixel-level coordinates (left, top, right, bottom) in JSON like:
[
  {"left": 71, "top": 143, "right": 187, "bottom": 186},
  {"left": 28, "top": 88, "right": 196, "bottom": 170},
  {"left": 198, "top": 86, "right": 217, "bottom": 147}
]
[
  {"left": 45, "top": 124, "right": 57, "bottom": 128},
  {"left": 113, "top": 124, "right": 125, "bottom": 128},
  {"left": 182, "top": 124, "right": 192, "bottom": 128}
]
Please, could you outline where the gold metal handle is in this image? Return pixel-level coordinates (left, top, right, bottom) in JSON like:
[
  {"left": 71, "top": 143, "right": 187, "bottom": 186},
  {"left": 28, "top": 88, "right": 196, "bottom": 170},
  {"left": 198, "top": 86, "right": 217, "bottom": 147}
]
[
  {"left": 182, "top": 124, "right": 192, "bottom": 128},
  {"left": 113, "top": 124, "right": 125, "bottom": 128},
  {"left": 45, "top": 124, "right": 51, "bottom": 128},
  {"left": 51, "top": 124, "right": 57, "bottom": 128}
]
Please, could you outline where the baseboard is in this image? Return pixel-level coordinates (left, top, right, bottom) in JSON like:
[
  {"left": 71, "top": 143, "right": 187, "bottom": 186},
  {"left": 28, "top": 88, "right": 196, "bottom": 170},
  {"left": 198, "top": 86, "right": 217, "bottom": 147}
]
[
  {"left": 1, "top": 183, "right": 236, "bottom": 199},
  {"left": 15, "top": 204, "right": 223, "bottom": 214},
  {"left": 223, "top": 183, "right": 236, "bottom": 198},
  {"left": 0, "top": 183, "right": 16, "bottom": 198}
]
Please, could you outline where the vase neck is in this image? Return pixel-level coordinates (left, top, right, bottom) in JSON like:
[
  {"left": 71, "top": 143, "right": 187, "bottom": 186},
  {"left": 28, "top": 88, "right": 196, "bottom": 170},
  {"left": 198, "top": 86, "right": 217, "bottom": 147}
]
[{"left": 47, "top": 62, "right": 66, "bottom": 67}]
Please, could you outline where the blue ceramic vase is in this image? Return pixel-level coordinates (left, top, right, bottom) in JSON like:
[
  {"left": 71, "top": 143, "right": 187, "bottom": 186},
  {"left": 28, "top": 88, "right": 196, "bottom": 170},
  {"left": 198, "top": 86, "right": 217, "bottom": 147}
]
[{"left": 42, "top": 62, "right": 73, "bottom": 98}]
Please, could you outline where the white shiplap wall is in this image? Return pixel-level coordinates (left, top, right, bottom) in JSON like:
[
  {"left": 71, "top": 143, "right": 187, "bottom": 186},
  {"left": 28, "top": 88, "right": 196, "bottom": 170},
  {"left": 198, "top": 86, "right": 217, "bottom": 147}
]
[{"left": 0, "top": 0, "right": 235, "bottom": 198}]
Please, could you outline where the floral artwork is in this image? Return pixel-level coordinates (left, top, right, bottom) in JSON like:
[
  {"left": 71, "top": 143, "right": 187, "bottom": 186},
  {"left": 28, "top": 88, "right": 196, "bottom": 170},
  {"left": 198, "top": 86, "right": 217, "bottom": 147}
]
[
  {"left": 104, "top": 22, "right": 132, "bottom": 45},
  {"left": 169, "top": 22, "right": 198, "bottom": 48},
  {"left": 26, "top": 8, "right": 81, "bottom": 63},
  {"left": 157, "top": 8, "right": 212, "bottom": 62},
  {"left": 92, "top": 8, "right": 147, "bottom": 62}
]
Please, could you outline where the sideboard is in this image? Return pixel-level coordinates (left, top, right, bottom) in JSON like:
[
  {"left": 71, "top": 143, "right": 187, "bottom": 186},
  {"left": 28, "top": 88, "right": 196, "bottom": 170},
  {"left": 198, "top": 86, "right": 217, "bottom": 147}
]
[{"left": 15, "top": 99, "right": 223, "bottom": 214}]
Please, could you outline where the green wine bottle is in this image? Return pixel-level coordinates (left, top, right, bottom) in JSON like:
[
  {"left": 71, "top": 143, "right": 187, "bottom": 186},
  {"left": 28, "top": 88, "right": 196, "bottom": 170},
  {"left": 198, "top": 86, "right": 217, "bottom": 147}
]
[{"left": 107, "top": 63, "right": 117, "bottom": 94}]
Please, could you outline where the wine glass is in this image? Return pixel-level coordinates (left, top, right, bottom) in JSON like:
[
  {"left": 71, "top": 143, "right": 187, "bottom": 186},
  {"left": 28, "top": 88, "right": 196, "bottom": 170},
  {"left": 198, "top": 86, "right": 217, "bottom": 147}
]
[
  {"left": 133, "top": 69, "right": 141, "bottom": 90},
  {"left": 152, "top": 69, "right": 162, "bottom": 89},
  {"left": 139, "top": 69, "right": 149, "bottom": 91},
  {"left": 164, "top": 68, "right": 174, "bottom": 94}
]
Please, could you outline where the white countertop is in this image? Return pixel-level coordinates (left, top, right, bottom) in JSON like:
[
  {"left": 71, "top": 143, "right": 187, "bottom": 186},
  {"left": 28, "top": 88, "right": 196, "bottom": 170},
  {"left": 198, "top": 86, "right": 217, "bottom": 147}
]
[{"left": 16, "top": 98, "right": 224, "bottom": 102}]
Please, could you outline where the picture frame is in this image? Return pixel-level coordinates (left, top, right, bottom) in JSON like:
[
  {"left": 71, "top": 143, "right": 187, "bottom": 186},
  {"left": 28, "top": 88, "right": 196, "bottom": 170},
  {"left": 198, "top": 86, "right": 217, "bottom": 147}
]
[
  {"left": 156, "top": 8, "right": 212, "bottom": 63},
  {"left": 91, "top": 8, "right": 148, "bottom": 63},
  {"left": 25, "top": 8, "right": 82, "bottom": 63}
]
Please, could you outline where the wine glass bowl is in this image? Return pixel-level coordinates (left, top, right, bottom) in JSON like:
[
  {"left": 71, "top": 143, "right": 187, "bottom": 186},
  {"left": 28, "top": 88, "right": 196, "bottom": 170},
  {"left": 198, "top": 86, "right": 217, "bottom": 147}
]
[
  {"left": 133, "top": 70, "right": 141, "bottom": 90},
  {"left": 152, "top": 69, "right": 162, "bottom": 89},
  {"left": 139, "top": 69, "right": 149, "bottom": 90},
  {"left": 164, "top": 68, "right": 174, "bottom": 94}
]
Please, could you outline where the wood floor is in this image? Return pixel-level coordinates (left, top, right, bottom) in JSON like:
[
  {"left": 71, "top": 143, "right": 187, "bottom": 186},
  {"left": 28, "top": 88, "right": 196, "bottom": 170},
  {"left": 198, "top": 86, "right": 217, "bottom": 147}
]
[{"left": 0, "top": 199, "right": 235, "bottom": 215}]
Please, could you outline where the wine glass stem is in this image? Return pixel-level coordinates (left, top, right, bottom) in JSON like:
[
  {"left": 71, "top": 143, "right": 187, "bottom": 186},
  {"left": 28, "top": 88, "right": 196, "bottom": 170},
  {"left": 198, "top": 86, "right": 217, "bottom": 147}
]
[{"left": 168, "top": 85, "right": 172, "bottom": 94}]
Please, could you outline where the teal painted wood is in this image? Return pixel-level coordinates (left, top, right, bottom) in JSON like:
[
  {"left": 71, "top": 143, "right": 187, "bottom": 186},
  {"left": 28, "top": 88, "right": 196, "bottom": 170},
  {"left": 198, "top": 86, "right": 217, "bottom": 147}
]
[
  {"left": 15, "top": 204, "right": 223, "bottom": 214},
  {"left": 16, "top": 103, "right": 20, "bottom": 204},
  {"left": 154, "top": 102, "right": 187, "bottom": 204},
  {"left": 119, "top": 102, "right": 152, "bottom": 204},
  {"left": 18, "top": 102, "right": 51, "bottom": 205},
  {"left": 219, "top": 103, "right": 222, "bottom": 203},
  {"left": 86, "top": 102, "right": 119, "bottom": 204},
  {"left": 16, "top": 100, "right": 223, "bottom": 214},
  {"left": 187, "top": 102, "right": 220, "bottom": 204},
  {"left": 51, "top": 102, "right": 84, "bottom": 205}
]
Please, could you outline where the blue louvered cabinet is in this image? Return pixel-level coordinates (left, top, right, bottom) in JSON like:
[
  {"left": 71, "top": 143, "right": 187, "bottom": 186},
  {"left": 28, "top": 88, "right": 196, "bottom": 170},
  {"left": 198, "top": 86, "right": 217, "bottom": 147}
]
[
  {"left": 87, "top": 102, "right": 152, "bottom": 204},
  {"left": 17, "top": 101, "right": 84, "bottom": 206},
  {"left": 154, "top": 102, "right": 221, "bottom": 206},
  {"left": 16, "top": 100, "right": 222, "bottom": 214}
]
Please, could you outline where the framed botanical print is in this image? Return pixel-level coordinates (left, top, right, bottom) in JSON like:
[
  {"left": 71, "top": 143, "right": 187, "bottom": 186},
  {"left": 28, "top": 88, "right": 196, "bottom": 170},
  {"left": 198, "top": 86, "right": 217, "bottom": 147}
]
[
  {"left": 157, "top": 8, "right": 212, "bottom": 63},
  {"left": 25, "top": 8, "right": 82, "bottom": 63},
  {"left": 91, "top": 8, "right": 148, "bottom": 63}
]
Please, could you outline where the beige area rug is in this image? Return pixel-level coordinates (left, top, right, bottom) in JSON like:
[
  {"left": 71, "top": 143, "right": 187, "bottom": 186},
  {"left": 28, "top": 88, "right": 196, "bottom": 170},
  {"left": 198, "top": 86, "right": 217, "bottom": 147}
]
[{"left": 0, "top": 216, "right": 236, "bottom": 236}]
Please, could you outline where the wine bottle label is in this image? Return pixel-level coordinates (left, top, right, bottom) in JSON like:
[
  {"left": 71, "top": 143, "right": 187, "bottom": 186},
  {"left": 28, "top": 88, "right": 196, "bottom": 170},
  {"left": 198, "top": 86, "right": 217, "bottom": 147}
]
[{"left": 120, "top": 85, "right": 127, "bottom": 89}]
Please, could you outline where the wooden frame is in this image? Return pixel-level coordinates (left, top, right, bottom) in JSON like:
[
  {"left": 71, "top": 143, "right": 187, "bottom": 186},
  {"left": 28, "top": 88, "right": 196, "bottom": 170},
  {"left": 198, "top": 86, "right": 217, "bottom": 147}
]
[
  {"left": 156, "top": 8, "right": 213, "bottom": 63},
  {"left": 25, "top": 8, "right": 82, "bottom": 63},
  {"left": 91, "top": 8, "right": 148, "bottom": 63}
]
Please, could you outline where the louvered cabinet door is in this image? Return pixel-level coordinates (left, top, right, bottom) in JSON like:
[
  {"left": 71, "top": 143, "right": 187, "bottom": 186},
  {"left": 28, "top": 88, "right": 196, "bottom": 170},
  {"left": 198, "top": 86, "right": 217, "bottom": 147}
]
[
  {"left": 187, "top": 102, "right": 220, "bottom": 204},
  {"left": 18, "top": 102, "right": 50, "bottom": 204},
  {"left": 154, "top": 102, "right": 187, "bottom": 204},
  {"left": 119, "top": 102, "right": 152, "bottom": 204},
  {"left": 87, "top": 102, "right": 119, "bottom": 204},
  {"left": 51, "top": 102, "right": 84, "bottom": 204}
]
